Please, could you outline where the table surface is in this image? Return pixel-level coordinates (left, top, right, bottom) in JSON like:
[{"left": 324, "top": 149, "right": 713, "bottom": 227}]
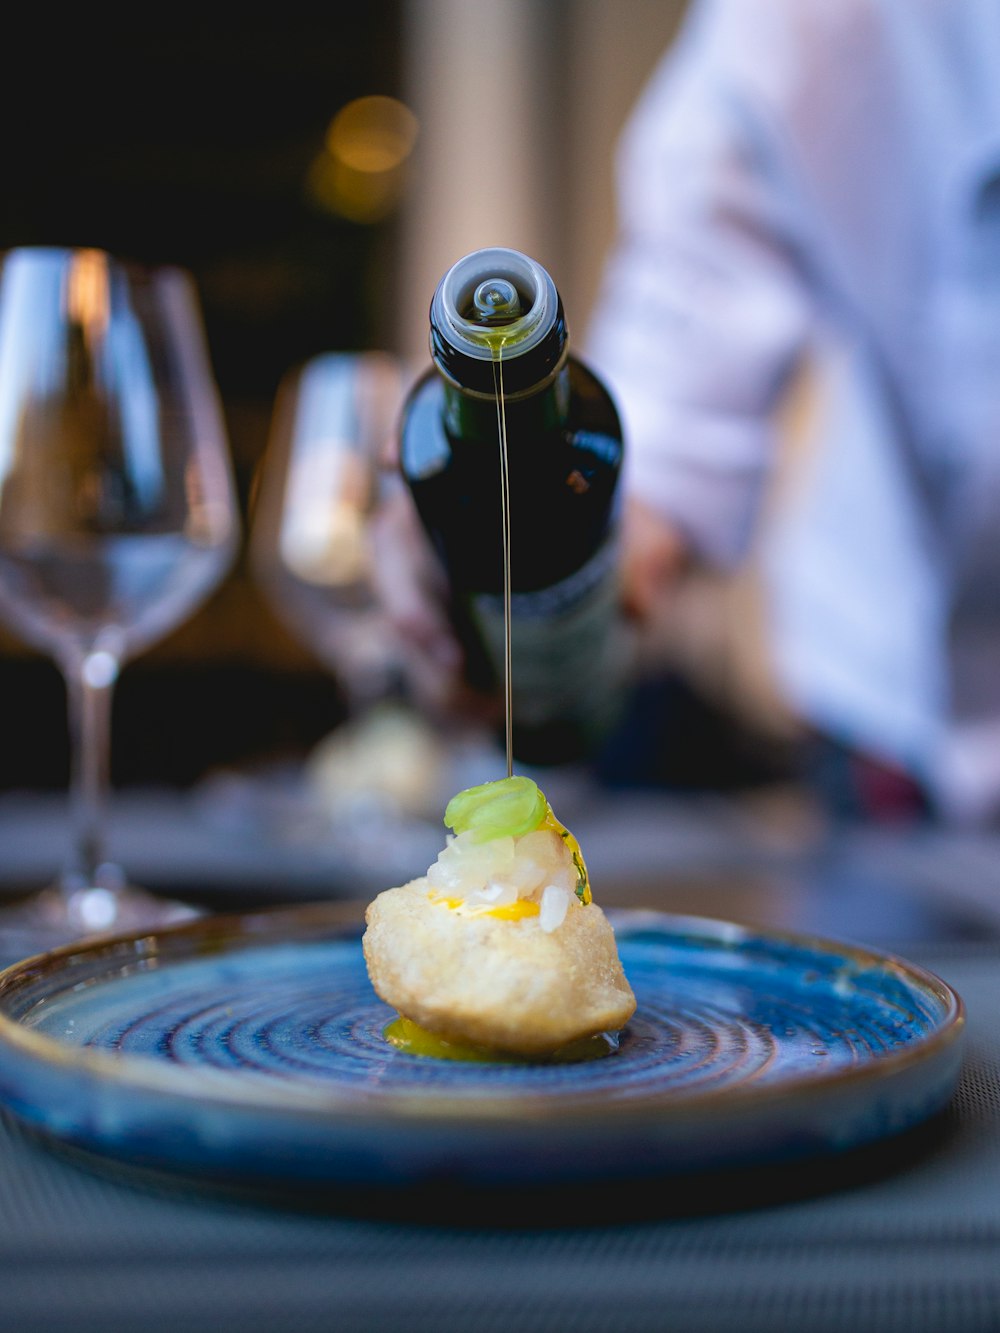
[{"left": 1, "top": 782, "right": 1000, "bottom": 1332}]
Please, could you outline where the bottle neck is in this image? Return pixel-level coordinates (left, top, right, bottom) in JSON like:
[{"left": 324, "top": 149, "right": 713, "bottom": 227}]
[
  {"left": 428, "top": 248, "right": 568, "bottom": 396},
  {"left": 441, "top": 362, "right": 572, "bottom": 442}
]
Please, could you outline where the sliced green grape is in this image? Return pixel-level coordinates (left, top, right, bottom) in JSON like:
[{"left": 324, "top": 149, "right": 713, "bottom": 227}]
[{"left": 444, "top": 775, "right": 547, "bottom": 843}]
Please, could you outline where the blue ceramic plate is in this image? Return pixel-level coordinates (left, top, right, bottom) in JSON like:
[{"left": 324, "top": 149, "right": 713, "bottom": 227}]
[{"left": 0, "top": 904, "right": 964, "bottom": 1195}]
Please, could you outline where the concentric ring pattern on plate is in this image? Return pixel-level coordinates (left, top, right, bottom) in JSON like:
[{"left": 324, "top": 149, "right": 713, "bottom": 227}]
[{"left": 0, "top": 905, "right": 965, "bottom": 1190}]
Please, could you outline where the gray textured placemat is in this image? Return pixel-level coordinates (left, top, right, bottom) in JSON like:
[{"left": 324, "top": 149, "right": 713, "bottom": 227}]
[{"left": 0, "top": 943, "right": 997, "bottom": 1333}]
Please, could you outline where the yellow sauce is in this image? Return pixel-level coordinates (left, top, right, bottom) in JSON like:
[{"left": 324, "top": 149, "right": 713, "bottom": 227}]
[
  {"left": 430, "top": 893, "right": 463, "bottom": 910},
  {"left": 383, "top": 1015, "right": 619, "bottom": 1063},
  {"left": 477, "top": 899, "right": 539, "bottom": 921},
  {"left": 428, "top": 892, "right": 541, "bottom": 921}
]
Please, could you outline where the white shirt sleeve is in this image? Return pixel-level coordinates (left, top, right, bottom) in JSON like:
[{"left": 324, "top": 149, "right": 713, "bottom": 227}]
[{"left": 584, "top": 0, "right": 819, "bottom": 568}]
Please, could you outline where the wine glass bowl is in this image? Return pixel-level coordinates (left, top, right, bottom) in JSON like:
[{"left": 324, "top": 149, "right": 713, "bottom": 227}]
[
  {"left": 0, "top": 247, "right": 239, "bottom": 955},
  {"left": 251, "top": 351, "right": 405, "bottom": 709}
]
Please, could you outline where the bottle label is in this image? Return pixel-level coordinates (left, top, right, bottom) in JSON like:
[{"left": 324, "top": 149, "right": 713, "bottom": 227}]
[{"left": 468, "top": 541, "right": 625, "bottom": 739}]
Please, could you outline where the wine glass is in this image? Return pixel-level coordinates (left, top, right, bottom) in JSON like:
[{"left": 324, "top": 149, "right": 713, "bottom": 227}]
[
  {"left": 251, "top": 351, "right": 405, "bottom": 710},
  {"left": 0, "top": 247, "right": 239, "bottom": 957}
]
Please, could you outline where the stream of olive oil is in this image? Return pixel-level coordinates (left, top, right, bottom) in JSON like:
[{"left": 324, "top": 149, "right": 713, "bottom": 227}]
[{"left": 491, "top": 338, "right": 514, "bottom": 780}]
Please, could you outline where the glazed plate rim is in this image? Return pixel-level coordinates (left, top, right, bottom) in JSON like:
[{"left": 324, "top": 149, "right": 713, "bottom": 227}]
[{"left": 0, "top": 901, "right": 966, "bottom": 1127}]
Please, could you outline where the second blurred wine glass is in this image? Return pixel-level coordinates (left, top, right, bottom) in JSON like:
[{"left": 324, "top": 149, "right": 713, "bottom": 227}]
[
  {"left": 0, "top": 247, "right": 239, "bottom": 955},
  {"left": 251, "top": 352, "right": 405, "bottom": 710}
]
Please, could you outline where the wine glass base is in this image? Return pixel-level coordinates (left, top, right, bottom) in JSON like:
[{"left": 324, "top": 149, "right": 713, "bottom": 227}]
[{"left": 0, "top": 883, "right": 201, "bottom": 969}]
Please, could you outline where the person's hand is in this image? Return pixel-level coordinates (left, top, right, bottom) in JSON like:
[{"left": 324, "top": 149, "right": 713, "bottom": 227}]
[
  {"left": 618, "top": 495, "right": 690, "bottom": 620},
  {"left": 368, "top": 485, "right": 688, "bottom": 722},
  {"left": 368, "top": 485, "right": 501, "bottom": 728}
]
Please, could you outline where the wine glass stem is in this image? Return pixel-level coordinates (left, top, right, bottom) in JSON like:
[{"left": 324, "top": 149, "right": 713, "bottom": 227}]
[{"left": 62, "top": 650, "right": 120, "bottom": 896}]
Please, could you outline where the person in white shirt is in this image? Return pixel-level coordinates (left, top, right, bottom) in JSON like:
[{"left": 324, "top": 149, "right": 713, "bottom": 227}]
[{"left": 584, "top": 0, "right": 1000, "bottom": 824}]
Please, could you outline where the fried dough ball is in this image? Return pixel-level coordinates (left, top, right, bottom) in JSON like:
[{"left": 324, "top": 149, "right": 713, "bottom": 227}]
[{"left": 363, "top": 879, "right": 636, "bottom": 1056}]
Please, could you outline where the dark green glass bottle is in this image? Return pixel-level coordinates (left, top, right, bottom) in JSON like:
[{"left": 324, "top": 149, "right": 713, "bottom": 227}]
[{"left": 399, "top": 247, "right": 625, "bottom": 764}]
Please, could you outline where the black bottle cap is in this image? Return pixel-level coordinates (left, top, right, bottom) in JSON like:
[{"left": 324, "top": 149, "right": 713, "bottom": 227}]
[{"left": 429, "top": 247, "right": 568, "bottom": 396}]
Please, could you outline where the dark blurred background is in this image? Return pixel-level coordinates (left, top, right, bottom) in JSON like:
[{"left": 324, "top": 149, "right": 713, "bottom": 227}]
[{"left": 0, "top": 5, "right": 408, "bottom": 790}]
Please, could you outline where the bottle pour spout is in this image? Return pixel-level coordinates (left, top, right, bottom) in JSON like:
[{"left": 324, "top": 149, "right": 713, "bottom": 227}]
[
  {"left": 429, "top": 246, "right": 567, "bottom": 394},
  {"left": 471, "top": 278, "right": 523, "bottom": 326}
]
